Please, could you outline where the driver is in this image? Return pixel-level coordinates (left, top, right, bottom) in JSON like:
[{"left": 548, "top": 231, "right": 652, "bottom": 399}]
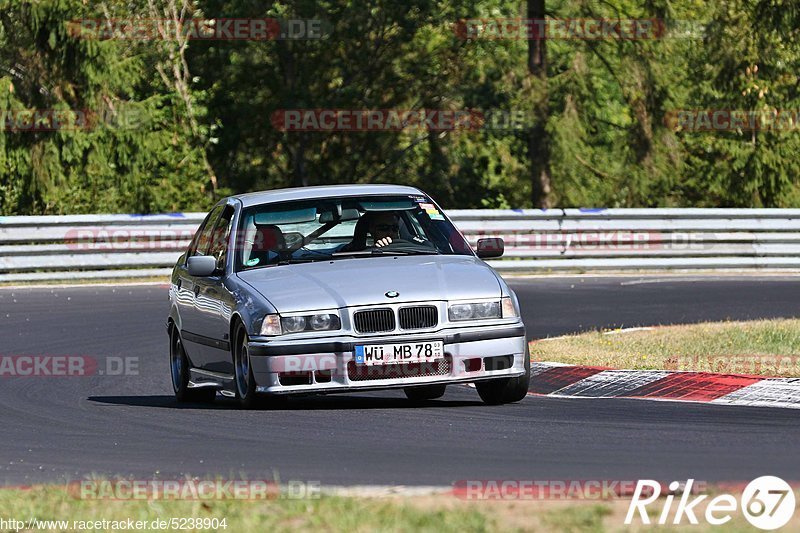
[{"left": 369, "top": 212, "right": 401, "bottom": 247}]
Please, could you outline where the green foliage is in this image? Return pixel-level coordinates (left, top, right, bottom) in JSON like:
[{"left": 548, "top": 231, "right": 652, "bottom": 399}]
[
  {"left": 1, "top": 0, "right": 799, "bottom": 213},
  {"left": 0, "top": 0, "right": 214, "bottom": 214},
  {"left": 678, "top": 0, "right": 800, "bottom": 206}
]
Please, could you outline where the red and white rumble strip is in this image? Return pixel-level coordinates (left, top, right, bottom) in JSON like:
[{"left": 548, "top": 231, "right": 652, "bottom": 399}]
[{"left": 530, "top": 362, "right": 800, "bottom": 409}]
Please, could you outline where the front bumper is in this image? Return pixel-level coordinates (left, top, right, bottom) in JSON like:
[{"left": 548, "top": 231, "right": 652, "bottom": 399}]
[{"left": 247, "top": 324, "right": 527, "bottom": 394}]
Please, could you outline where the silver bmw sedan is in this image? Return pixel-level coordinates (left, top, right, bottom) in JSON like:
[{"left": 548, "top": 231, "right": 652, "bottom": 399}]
[{"left": 167, "top": 184, "right": 529, "bottom": 408}]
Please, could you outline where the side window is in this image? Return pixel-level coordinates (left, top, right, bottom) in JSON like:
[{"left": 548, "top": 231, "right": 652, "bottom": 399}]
[
  {"left": 208, "top": 206, "right": 235, "bottom": 270},
  {"left": 188, "top": 205, "right": 224, "bottom": 258}
]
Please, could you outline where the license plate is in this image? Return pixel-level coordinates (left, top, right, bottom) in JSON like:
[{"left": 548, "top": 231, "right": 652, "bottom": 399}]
[{"left": 354, "top": 341, "right": 443, "bottom": 366}]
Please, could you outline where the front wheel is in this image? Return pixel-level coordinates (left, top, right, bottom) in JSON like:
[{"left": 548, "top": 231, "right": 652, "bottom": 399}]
[
  {"left": 170, "top": 326, "right": 215, "bottom": 403},
  {"left": 475, "top": 348, "right": 531, "bottom": 405},
  {"left": 233, "top": 323, "right": 286, "bottom": 410}
]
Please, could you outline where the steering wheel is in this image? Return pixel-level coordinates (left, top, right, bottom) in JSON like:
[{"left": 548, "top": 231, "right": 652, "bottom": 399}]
[{"left": 369, "top": 237, "right": 414, "bottom": 249}]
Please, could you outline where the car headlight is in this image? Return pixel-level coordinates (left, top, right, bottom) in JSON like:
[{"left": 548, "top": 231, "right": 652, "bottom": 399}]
[
  {"left": 501, "top": 296, "right": 519, "bottom": 318},
  {"left": 309, "top": 313, "right": 334, "bottom": 330},
  {"left": 260, "top": 313, "right": 341, "bottom": 336},
  {"left": 448, "top": 301, "right": 501, "bottom": 321},
  {"left": 281, "top": 316, "right": 307, "bottom": 333}
]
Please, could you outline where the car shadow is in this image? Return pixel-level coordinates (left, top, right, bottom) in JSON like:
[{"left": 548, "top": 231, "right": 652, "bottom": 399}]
[{"left": 86, "top": 394, "right": 484, "bottom": 410}]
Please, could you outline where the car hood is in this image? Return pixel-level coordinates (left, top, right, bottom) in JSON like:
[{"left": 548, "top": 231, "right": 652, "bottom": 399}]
[{"left": 236, "top": 255, "right": 502, "bottom": 312}]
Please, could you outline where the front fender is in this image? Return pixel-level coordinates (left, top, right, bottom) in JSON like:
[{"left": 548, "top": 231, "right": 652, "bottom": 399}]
[{"left": 226, "top": 275, "right": 277, "bottom": 338}]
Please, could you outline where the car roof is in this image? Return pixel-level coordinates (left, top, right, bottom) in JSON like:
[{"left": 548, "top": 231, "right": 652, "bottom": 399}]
[{"left": 232, "top": 184, "right": 426, "bottom": 208}]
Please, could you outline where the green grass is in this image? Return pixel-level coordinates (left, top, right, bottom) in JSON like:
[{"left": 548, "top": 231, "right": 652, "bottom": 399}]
[
  {"left": 0, "top": 486, "right": 489, "bottom": 532},
  {"left": 4, "top": 484, "right": 800, "bottom": 532},
  {"left": 530, "top": 318, "right": 800, "bottom": 377},
  {"left": 540, "top": 505, "right": 611, "bottom": 533}
]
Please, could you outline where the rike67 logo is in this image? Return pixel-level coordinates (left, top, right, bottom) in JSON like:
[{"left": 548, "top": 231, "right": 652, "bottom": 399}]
[{"left": 626, "top": 477, "right": 795, "bottom": 530}]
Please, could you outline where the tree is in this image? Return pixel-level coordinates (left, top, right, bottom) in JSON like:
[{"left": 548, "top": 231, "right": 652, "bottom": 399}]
[
  {"left": 0, "top": 0, "right": 214, "bottom": 215},
  {"left": 528, "top": 0, "right": 551, "bottom": 208}
]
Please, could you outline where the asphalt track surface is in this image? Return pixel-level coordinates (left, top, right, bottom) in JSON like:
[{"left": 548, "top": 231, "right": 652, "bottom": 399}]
[{"left": 1, "top": 275, "right": 799, "bottom": 486}]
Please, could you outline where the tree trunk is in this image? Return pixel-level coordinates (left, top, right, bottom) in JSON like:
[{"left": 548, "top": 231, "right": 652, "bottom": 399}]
[
  {"left": 528, "top": 0, "right": 551, "bottom": 208},
  {"left": 277, "top": 39, "right": 308, "bottom": 188}
]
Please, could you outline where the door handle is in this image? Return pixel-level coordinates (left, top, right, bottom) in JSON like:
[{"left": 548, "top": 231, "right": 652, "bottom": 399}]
[
  {"left": 176, "top": 279, "right": 182, "bottom": 289},
  {"left": 194, "top": 286, "right": 201, "bottom": 297}
]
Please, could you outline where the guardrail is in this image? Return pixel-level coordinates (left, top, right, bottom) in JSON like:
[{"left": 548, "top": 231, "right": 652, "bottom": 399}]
[{"left": 2, "top": 208, "right": 800, "bottom": 281}]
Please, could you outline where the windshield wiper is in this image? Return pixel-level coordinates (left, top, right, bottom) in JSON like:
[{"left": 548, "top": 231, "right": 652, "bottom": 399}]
[
  {"left": 295, "top": 247, "right": 333, "bottom": 259},
  {"left": 372, "top": 248, "right": 440, "bottom": 255},
  {"left": 276, "top": 258, "right": 319, "bottom": 265},
  {"left": 331, "top": 248, "right": 440, "bottom": 258}
]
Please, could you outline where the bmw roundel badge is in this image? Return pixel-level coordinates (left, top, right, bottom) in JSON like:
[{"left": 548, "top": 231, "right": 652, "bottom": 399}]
[{"left": 385, "top": 291, "right": 399, "bottom": 298}]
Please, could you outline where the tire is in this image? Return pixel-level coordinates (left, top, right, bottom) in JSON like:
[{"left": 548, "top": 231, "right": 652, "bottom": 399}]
[
  {"left": 170, "top": 326, "right": 215, "bottom": 403},
  {"left": 233, "top": 322, "right": 286, "bottom": 410},
  {"left": 475, "top": 347, "right": 531, "bottom": 405},
  {"left": 403, "top": 384, "right": 446, "bottom": 401}
]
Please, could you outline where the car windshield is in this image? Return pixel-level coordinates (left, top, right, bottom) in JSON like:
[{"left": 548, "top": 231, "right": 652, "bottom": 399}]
[{"left": 236, "top": 194, "right": 473, "bottom": 270}]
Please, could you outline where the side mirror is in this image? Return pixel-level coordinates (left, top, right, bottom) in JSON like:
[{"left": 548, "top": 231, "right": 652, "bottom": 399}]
[
  {"left": 187, "top": 255, "right": 218, "bottom": 277},
  {"left": 476, "top": 237, "right": 504, "bottom": 259}
]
